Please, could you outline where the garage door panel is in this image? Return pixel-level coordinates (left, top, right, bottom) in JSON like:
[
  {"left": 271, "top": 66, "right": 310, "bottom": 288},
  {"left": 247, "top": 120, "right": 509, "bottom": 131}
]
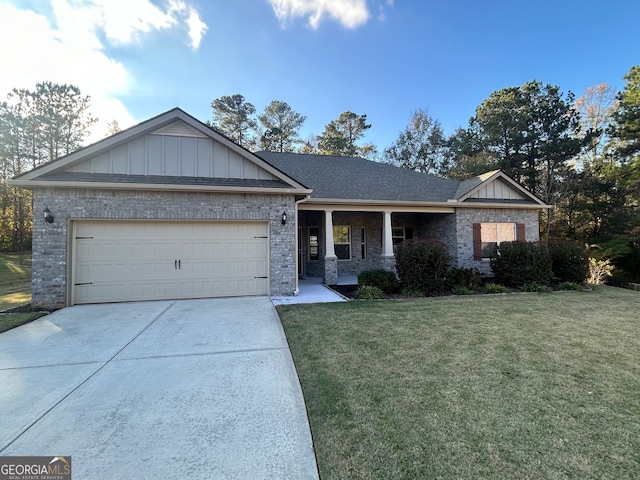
[{"left": 72, "top": 221, "right": 270, "bottom": 304}]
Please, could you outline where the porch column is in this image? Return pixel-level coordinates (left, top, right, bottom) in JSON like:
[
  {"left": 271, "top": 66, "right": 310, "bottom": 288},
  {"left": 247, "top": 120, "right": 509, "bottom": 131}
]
[
  {"left": 324, "top": 209, "right": 338, "bottom": 285},
  {"left": 381, "top": 210, "right": 397, "bottom": 272},
  {"left": 381, "top": 210, "right": 394, "bottom": 256}
]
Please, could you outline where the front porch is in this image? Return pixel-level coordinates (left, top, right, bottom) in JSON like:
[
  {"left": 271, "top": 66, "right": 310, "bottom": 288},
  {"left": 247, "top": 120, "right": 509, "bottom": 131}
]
[{"left": 296, "top": 208, "right": 457, "bottom": 285}]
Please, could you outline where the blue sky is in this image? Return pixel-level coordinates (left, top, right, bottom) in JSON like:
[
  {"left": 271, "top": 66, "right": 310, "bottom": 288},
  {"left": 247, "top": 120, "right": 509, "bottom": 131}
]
[{"left": 2, "top": 0, "right": 639, "bottom": 150}]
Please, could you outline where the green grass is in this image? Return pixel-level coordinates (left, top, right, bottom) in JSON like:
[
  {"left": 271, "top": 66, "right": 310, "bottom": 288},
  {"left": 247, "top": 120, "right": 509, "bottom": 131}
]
[
  {"left": 0, "top": 253, "right": 32, "bottom": 308},
  {"left": 0, "top": 312, "right": 47, "bottom": 333},
  {"left": 278, "top": 287, "right": 640, "bottom": 479},
  {"left": 0, "top": 253, "right": 41, "bottom": 333}
]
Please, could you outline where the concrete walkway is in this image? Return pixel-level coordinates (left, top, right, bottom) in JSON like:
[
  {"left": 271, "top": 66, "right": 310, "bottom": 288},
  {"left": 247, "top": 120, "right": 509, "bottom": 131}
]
[
  {"left": 271, "top": 277, "right": 354, "bottom": 306},
  {"left": 0, "top": 297, "right": 318, "bottom": 479}
]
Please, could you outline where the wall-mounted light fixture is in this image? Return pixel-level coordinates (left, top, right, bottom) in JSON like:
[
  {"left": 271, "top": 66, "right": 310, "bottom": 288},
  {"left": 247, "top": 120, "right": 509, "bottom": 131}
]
[
  {"left": 43, "top": 205, "right": 54, "bottom": 224},
  {"left": 281, "top": 211, "right": 287, "bottom": 225}
]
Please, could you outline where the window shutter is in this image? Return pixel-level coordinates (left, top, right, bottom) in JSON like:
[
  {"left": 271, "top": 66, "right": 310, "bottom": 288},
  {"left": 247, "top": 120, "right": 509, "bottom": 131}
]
[
  {"left": 473, "top": 223, "right": 482, "bottom": 260},
  {"left": 516, "top": 223, "right": 526, "bottom": 242}
]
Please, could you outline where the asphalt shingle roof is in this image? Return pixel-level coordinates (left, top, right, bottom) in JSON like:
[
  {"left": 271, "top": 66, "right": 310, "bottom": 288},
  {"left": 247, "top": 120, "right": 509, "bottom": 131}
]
[
  {"left": 256, "top": 152, "right": 461, "bottom": 203},
  {"left": 455, "top": 177, "right": 483, "bottom": 199},
  {"left": 454, "top": 170, "right": 502, "bottom": 199}
]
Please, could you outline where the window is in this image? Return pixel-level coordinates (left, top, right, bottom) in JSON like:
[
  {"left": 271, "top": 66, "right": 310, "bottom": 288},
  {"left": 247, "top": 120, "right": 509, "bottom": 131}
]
[
  {"left": 309, "top": 227, "right": 319, "bottom": 261},
  {"left": 474, "top": 223, "right": 523, "bottom": 260},
  {"left": 392, "top": 227, "right": 413, "bottom": 246},
  {"left": 333, "top": 226, "right": 351, "bottom": 260},
  {"left": 360, "top": 227, "right": 366, "bottom": 260}
]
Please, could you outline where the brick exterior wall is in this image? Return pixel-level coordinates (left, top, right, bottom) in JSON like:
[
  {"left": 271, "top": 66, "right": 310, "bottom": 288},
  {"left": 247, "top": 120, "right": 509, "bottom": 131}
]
[
  {"left": 420, "top": 213, "right": 458, "bottom": 262},
  {"left": 298, "top": 211, "right": 385, "bottom": 280},
  {"left": 331, "top": 212, "right": 383, "bottom": 276},
  {"left": 297, "top": 208, "right": 541, "bottom": 281},
  {"left": 32, "top": 187, "right": 297, "bottom": 308},
  {"left": 455, "top": 207, "right": 541, "bottom": 275}
]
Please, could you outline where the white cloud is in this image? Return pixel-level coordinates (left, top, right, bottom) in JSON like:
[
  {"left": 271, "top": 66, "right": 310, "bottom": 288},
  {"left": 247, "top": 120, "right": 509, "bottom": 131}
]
[
  {"left": 50, "top": 0, "right": 206, "bottom": 49},
  {"left": 0, "top": 0, "right": 208, "bottom": 144},
  {"left": 183, "top": 4, "right": 208, "bottom": 49},
  {"left": 268, "top": 0, "right": 370, "bottom": 29},
  {"left": 85, "top": 0, "right": 177, "bottom": 46},
  {"left": 167, "top": 0, "right": 207, "bottom": 50}
]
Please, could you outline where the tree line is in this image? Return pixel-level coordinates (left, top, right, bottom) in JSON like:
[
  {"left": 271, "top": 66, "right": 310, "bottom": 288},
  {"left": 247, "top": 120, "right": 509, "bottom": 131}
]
[
  {"left": 208, "top": 94, "right": 376, "bottom": 158},
  {"left": 209, "top": 68, "right": 639, "bottom": 283},
  {"left": 1, "top": 66, "right": 638, "bottom": 281},
  {"left": 0, "top": 82, "right": 96, "bottom": 253}
]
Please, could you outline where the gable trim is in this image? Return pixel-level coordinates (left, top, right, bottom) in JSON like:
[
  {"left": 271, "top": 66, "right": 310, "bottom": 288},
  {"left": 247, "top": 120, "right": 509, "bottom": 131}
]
[
  {"left": 10, "top": 108, "right": 308, "bottom": 191},
  {"left": 149, "top": 120, "right": 208, "bottom": 138},
  {"left": 457, "top": 170, "right": 548, "bottom": 207}
]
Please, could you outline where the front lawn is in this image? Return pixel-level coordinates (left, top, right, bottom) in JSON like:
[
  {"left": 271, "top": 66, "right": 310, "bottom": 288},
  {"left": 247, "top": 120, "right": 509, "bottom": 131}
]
[
  {"left": 0, "top": 253, "right": 45, "bottom": 333},
  {"left": 278, "top": 287, "right": 640, "bottom": 479},
  {"left": 0, "top": 253, "right": 32, "bottom": 310}
]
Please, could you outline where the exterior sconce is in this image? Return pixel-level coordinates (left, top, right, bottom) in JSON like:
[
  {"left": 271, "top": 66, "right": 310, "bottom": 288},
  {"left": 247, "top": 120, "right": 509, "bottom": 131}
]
[
  {"left": 281, "top": 212, "right": 287, "bottom": 225},
  {"left": 43, "top": 205, "right": 54, "bottom": 224}
]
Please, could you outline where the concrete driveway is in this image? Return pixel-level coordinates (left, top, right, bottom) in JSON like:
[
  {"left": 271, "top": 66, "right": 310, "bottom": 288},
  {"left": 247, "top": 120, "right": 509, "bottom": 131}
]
[{"left": 0, "top": 297, "right": 318, "bottom": 479}]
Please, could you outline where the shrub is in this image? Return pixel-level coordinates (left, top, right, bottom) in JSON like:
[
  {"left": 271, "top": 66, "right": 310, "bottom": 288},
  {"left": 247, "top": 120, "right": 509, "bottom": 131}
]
[
  {"left": 355, "top": 285, "right": 384, "bottom": 300},
  {"left": 447, "top": 267, "right": 482, "bottom": 291},
  {"left": 485, "top": 283, "right": 510, "bottom": 294},
  {"left": 593, "top": 235, "right": 640, "bottom": 284},
  {"left": 490, "top": 241, "right": 553, "bottom": 288},
  {"left": 586, "top": 258, "right": 614, "bottom": 285},
  {"left": 357, "top": 269, "right": 399, "bottom": 294},
  {"left": 452, "top": 285, "right": 475, "bottom": 295},
  {"left": 549, "top": 241, "right": 589, "bottom": 284},
  {"left": 558, "top": 281, "right": 581, "bottom": 291},
  {"left": 395, "top": 239, "right": 451, "bottom": 295},
  {"left": 520, "top": 282, "right": 550, "bottom": 293}
]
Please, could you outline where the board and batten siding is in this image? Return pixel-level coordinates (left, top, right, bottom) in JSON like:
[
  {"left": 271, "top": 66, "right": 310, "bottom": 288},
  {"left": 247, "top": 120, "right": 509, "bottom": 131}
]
[
  {"left": 467, "top": 178, "right": 525, "bottom": 201},
  {"left": 67, "top": 121, "right": 276, "bottom": 181}
]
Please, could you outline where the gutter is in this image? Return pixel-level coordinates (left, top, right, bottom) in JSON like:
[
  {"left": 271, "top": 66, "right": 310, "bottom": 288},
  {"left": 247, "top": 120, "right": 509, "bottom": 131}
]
[
  {"left": 8, "top": 179, "right": 312, "bottom": 196},
  {"left": 299, "top": 198, "right": 551, "bottom": 211},
  {"left": 293, "top": 194, "right": 311, "bottom": 296}
]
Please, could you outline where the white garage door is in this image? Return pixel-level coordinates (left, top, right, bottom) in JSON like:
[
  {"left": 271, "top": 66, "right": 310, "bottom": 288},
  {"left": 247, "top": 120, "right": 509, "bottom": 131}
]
[{"left": 72, "top": 221, "right": 269, "bottom": 304}]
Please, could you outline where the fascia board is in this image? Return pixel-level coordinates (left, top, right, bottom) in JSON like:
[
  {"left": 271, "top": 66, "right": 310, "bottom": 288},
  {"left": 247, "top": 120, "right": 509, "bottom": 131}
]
[
  {"left": 8, "top": 179, "right": 312, "bottom": 195},
  {"left": 298, "top": 197, "right": 551, "bottom": 211},
  {"left": 298, "top": 199, "right": 455, "bottom": 213},
  {"left": 456, "top": 201, "right": 553, "bottom": 210}
]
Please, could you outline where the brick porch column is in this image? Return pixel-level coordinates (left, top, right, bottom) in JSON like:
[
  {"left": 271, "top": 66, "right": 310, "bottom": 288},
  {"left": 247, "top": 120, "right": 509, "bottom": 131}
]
[{"left": 324, "top": 209, "right": 338, "bottom": 284}]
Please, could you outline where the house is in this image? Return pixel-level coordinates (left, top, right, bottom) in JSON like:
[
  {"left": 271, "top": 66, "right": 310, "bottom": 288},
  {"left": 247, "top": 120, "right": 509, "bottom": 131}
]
[{"left": 10, "top": 108, "right": 549, "bottom": 308}]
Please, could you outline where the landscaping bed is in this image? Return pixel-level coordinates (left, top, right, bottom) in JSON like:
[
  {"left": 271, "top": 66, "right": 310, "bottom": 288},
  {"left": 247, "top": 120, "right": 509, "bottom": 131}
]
[{"left": 328, "top": 279, "right": 584, "bottom": 299}]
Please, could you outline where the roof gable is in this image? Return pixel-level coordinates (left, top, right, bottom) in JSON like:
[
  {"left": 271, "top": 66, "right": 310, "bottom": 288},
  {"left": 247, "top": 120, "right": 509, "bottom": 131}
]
[
  {"left": 11, "top": 108, "right": 309, "bottom": 193},
  {"left": 65, "top": 120, "right": 275, "bottom": 180},
  {"left": 456, "top": 170, "right": 546, "bottom": 205}
]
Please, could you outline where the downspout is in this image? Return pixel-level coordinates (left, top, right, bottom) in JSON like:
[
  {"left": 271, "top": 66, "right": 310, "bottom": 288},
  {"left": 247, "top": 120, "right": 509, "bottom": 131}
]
[{"left": 293, "top": 194, "right": 311, "bottom": 296}]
